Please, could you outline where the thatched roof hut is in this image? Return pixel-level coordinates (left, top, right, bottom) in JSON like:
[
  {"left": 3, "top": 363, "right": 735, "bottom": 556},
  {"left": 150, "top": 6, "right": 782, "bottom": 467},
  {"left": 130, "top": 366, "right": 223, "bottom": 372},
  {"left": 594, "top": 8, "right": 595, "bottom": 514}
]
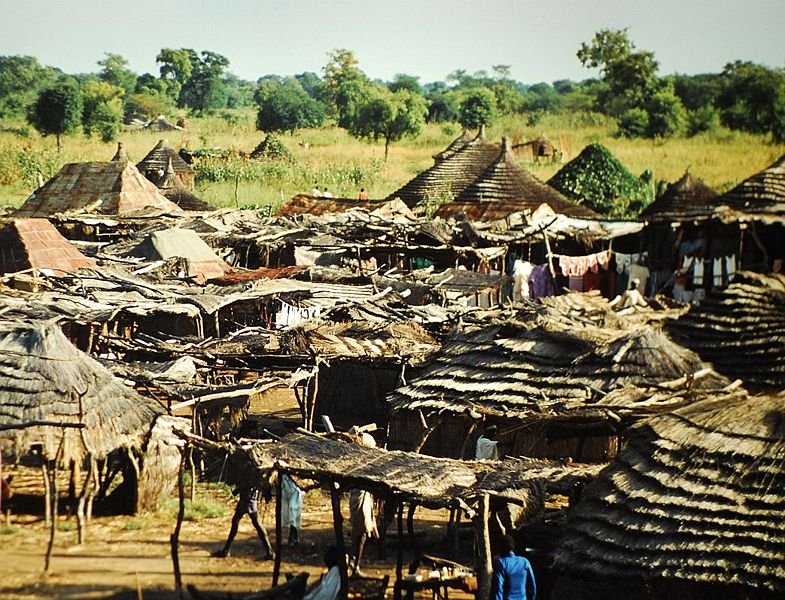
[
  {"left": 0, "top": 218, "right": 96, "bottom": 275},
  {"left": 0, "top": 320, "right": 164, "bottom": 464},
  {"left": 137, "top": 139, "right": 196, "bottom": 190},
  {"left": 388, "top": 316, "right": 728, "bottom": 462},
  {"left": 666, "top": 271, "right": 785, "bottom": 389},
  {"left": 436, "top": 138, "right": 599, "bottom": 221},
  {"left": 640, "top": 171, "right": 717, "bottom": 222},
  {"left": 553, "top": 389, "right": 785, "bottom": 598},
  {"left": 157, "top": 159, "right": 215, "bottom": 211},
  {"left": 386, "top": 128, "right": 500, "bottom": 209},
  {"left": 714, "top": 153, "right": 785, "bottom": 221},
  {"left": 14, "top": 157, "right": 184, "bottom": 218}
]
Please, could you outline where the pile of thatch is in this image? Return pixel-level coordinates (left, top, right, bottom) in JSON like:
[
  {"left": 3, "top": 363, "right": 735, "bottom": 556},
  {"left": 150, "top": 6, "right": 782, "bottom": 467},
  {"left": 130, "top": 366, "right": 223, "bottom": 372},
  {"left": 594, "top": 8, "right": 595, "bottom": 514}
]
[
  {"left": 0, "top": 320, "right": 163, "bottom": 464},
  {"left": 554, "top": 389, "right": 785, "bottom": 596},
  {"left": 667, "top": 271, "right": 785, "bottom": 389},
  {"left": 250, "top": 133, "right": 294, "bottom": 162}
]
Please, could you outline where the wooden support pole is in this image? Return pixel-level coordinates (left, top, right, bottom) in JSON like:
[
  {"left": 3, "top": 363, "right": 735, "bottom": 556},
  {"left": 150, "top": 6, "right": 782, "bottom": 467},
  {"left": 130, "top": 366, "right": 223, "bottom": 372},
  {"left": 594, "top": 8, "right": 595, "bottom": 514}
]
[
  {"left": 474, "top": 494, "right": 492, "bottom": 600},
  {"left": 76, "top": 456, "right": 94, "bottom": 545},
  {"left": 170, "top": 446, "right": 188, "bottom": 596},
  {"left": 272, "top": 473, "right": 283, "bottom": 586},
  {"left": 406, "top": 503, "right": 420, "bottom": 574},
  {"left": 44, "top": 460, "right": 58, "bottom": 573},
  {"left": 394, "top": 503, "right": 404, "bottom": 600},
  {"left": 42, "top": 461, "right": 51, "bottom": 527},
  {"left": 329, "top": 480, "right": 349, "bottom": 600}
]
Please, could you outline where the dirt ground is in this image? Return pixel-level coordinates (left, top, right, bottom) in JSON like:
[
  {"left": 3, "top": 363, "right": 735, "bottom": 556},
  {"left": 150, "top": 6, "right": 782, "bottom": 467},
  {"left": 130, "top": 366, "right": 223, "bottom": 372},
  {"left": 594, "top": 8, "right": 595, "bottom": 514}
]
[{"left": 0, "top": 487, "right": 465, "bottom": 600}]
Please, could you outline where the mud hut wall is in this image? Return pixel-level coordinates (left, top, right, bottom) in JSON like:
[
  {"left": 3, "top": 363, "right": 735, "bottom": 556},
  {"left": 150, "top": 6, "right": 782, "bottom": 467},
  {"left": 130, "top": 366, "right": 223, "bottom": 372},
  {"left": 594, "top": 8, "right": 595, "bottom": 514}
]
[{"left": 314, "top": 362, "right": 399, "bottom": 432}]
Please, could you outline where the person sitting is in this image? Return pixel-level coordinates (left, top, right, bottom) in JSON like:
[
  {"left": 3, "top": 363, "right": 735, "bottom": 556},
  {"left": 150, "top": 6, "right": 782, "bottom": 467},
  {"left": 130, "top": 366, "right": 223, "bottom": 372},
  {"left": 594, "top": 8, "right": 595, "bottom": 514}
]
[
  {"left": 322, "top": 187, "right": 334, "bottom": 198},
  {"left": 476, "top": 424, "right": 500, "bottom": 460},
  {"left": 310, "top": 184, "right": 322, "bottom": 197},
  {"left": 492, "top": 535, "right": 537, "bottom": 600},
  {"left": 303, "top": 545, "right": 341, "bottom": 600},
  {"left": 358, "top": 188, "right": 369, "bottom": 200}
]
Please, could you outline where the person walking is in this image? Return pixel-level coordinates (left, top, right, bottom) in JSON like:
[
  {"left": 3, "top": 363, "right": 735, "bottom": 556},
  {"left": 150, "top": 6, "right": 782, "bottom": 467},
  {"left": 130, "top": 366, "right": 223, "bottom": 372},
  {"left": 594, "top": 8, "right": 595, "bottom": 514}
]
[
  {"left": 211, "top": 481, "right": 274, "bottom": 560},
  {"left": 281, "top": 473, "right": 303, "bottom": 546},
  {"left": 492, "top": 535, "right": 537, "bottom": 600}
]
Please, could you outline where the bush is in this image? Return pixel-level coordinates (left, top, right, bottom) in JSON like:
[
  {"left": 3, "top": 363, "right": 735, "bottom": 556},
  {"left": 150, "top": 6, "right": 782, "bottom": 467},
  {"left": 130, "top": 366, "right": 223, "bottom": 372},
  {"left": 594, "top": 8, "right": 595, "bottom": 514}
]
[
  {"left": 617, "top": 108, "right": 649, "bottom": 138},
  {"left": 687, "top": 106, "right": 721, "bottom": 136}
]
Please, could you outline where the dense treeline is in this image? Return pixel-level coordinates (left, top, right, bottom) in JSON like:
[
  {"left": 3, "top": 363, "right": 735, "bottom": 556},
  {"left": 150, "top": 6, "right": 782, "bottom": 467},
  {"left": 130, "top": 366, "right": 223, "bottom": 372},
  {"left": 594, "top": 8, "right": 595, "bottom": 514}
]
[{"left": 1, "top": 29, "right": 783, "bottom": 150}]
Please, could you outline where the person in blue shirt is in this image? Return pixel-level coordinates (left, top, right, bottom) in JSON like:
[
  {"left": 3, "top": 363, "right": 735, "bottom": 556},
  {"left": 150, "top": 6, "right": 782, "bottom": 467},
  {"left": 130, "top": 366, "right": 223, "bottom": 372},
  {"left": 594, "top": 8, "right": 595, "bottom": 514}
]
[{"left": 492, "top": 534, "right": 536, "bottom": 600}]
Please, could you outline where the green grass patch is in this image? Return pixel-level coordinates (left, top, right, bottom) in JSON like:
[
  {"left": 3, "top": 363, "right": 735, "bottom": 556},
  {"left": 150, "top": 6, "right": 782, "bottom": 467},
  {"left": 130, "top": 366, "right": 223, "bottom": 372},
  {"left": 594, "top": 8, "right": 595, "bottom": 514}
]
[
  {"left": 161, "top": 497, "right": 229, "bottom": 521},
  {"left": 56, "top": 520, "right": 78, "bottom": 532},
  {"left": 124, "top": 516, "right": 151, "bottom": 531},
  {"left": 0, "top": 524, "right": 20, "bottom": 535}
]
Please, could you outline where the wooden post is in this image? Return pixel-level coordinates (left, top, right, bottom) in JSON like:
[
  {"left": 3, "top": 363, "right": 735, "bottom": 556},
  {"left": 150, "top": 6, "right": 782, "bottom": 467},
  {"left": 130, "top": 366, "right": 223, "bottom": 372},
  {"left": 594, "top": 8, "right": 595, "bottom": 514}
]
[
  {"left": 76, "top": 456, "right": 94, "bottom": 545},
  {"left": 42, "top": 461, "right": 51, "bottom": 526},
  {"left": 44, "top": 460, "right": 58, "bottom": 572},
  {"left": 451, "top": 505, "right": 462, "bottom": 559},
  {"left": 329, "top": 480, "right": 349, "bottom": 600},
  {"left": 307, "top": 368, "right": 320, "bottom": 432},
  {"left": 272, "top": 472, "right": 283, "bottom": 586},
  {"left": 406, "top": 503, "right": 420, "bottom": 574},
  {"left": 474, "top": 494, "right": 492, "bottom": 600},
  {"left": 394, "top": 503, "right": 404, "bottom": 600},
  {"left": 170, "top": 446, "right": 188, "bottom": 595}
]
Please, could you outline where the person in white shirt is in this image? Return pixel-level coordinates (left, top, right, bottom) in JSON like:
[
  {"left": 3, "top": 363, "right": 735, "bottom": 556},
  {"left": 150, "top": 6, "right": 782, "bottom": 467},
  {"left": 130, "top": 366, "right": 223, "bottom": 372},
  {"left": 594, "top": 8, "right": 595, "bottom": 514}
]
[
  {"left": 310, "top": 184, "right": 322, "bottom": 197},
  {"left": 476, "top": 425, "right": 500, "bottom": 461},
  {"left": 303, "top": 546, "right": 341, "bottom": 600},
  {"left": 322, "top": 187, "right": 334, "bottom": 198},
  {"left": 282, "top": 473, "right": 304, "bottom": 546}
]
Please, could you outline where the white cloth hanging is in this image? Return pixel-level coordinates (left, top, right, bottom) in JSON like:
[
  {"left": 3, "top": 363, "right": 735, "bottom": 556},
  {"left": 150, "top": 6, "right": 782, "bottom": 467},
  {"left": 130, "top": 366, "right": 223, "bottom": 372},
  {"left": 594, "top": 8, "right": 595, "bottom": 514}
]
[{"left": 693, "top": 260, "right": 704, "bottom": 286}]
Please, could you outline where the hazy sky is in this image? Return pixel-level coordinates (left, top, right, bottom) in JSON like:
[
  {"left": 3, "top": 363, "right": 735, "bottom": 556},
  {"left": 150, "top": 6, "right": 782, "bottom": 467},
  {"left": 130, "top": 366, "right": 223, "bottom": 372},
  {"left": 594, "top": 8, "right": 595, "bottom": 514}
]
[{"left": 1, "top": 0, "right": 783, "bottom": 84}]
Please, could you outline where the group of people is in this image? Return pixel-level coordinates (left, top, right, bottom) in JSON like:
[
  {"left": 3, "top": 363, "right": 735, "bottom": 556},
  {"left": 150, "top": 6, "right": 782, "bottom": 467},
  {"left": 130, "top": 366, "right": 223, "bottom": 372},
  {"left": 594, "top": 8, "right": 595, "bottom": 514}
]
[{"left": 308, "top": 184, "right": 370, "bottom": 200}]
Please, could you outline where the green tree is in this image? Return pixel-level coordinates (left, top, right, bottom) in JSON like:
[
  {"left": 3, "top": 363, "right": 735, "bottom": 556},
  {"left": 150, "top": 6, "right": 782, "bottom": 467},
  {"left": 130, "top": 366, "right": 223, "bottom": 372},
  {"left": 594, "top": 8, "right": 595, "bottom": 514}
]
[
  {"left": 323, "top": 49, "right": 371, "bottom": 128},
  {"left": 82, "top": 80, "right": 125, "bottom": 141},
  {"left": 0, "top": 55, "right": 59, "bottom": 118},
  {"left": 388, "top": 74, "right": 422, "bottom": 95},
  {"left": 179, "top": 50, "right": 230, "bottom": 113},
  {"left": 458, "top": 88, "right": 497, "bottom": 130},
  {"left": 717, "top": 61, "right": 785, "bottom": 139},
  {"left": 27, "top": 80, "right": 83, "bottom": 151},
  {"left": 348, "top": 87, "right": 427, "bottom": 159},
  {"left": 578, "top": 28, "right": 660, "bottom": 114},
  {"left": 255, "top": 78, "right": 326, "bottom": 133},
  {"left": 156, "top": 48, "right": 196, "bottom": 102},
  {"left": 97, "top": 53, "right": 137, "bottom": 96},
  {"left": 645, "top": 85, "right": 686, "bottom": 138}
]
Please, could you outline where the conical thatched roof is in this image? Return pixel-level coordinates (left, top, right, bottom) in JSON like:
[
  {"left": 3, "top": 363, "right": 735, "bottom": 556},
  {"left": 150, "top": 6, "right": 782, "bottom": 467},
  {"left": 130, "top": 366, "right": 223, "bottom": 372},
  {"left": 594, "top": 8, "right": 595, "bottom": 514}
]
[
  {"left": 158, "top": 159, "right": 214, "bottom": 211},
  {"left": 714, "top": 153, "right": 785, "bottom": 216},
  {"left": 436, "top": 139, "right": 599, "bottom": 220},
  {"left": 145, "top": 115, "right": 183, "bottom": 132},
  {"left": 548, "top": 143, "right": 651, "bottom": 215},
  {"left": 555, "top": 389, "right": 785, "bottom": 595},
  {"left": 136, "top": 139, "right": 195, "bottom": 187},
  {"left": 0, "top": 218, "right": 96, "bottom": 274},
  {"left": 388, "top": 318, "right": 728, "bottom": 420},
  {"left": 640, "top": 171, "right": 717, "bottom": 221},
  {"left": 666, "top": 271, "right": 785, "bottom": 389},
  {"left": 15, "top": 160, "right": 184, "bottom": 218},
  {"left": 249, "top": 133, "right": 294, "bottom": 161},
  {"left": 386, "top": 128, "right": 500, "bottom": 208},
  {"left": 432, "top": 129, "right": 474, "bottom": 163},
  {"left": 0, "top": 321, "right": 164, "bottom": 464}
]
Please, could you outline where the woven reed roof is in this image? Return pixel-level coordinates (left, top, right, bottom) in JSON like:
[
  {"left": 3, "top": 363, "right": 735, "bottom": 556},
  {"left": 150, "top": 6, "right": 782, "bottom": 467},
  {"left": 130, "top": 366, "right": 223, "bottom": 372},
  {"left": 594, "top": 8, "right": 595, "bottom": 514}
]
[
  {"left": 276, "top": 194, "right": 389, "bottom": 217},
  {"left": 389, "top": 317, "right": 728, "bottom": 421},
  {"left": 0, "top": 218, "right": 96, "bottom": 274},
  {"left": 666, "top": 271, "right": 785, "bottom": 389},
  {"left": 386, "top": 129, "right": 500, "bottom": 208},
  {"left": 158, "top": 159, "right": 214, "bottom": 211},
  {"left": 715, "top": 153, "right": 785, "bottom": 215},
  {"left": 555, "top": 389, "right": 785, "bottom": 593},
  {"left": 245, "top": 432, "right": 596, "bottom": 510},
  {"left": 639, "top": 171, "right": 718, "bottom": 222},
  {"left": 15, "top": 160, "right": 184, "bottom": 218},
  {"left": 136, "top": 139, "right": 194, "bottom": 180},
  {"left": 436, "top": 139, "right": 598, "bottom": 220},
  {"left": 279, "top": 319, "right": 439, "bottom": 362},
  {"left": 0, "top": 320, "right": 164, "bottom": 464}
]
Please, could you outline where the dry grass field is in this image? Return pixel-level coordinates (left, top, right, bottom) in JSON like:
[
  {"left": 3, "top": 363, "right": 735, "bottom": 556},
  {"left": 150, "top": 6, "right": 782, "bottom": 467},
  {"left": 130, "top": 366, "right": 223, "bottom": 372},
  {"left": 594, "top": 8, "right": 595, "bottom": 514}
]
[{"left": 1, "top": 110, "right": 783, "bottom": 212}]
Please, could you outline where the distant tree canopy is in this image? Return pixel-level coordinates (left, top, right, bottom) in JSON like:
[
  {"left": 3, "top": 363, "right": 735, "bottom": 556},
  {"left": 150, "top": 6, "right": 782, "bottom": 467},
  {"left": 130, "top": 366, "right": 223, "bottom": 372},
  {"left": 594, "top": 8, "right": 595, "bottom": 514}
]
[
  {"left": 0, "top": 55, "right": 59, "bottom": 119},
  {"left": 458, "top": 88, "right": 498, "bottom": 130},
  {"left": 27, "top": 79, "right": 83, "bottom": 150},
  {"left": 322, "top": 49, "right": 371, "bottom": 129},
  {"left": 255, "top": 78, "right": 326, "bottom": 134}
]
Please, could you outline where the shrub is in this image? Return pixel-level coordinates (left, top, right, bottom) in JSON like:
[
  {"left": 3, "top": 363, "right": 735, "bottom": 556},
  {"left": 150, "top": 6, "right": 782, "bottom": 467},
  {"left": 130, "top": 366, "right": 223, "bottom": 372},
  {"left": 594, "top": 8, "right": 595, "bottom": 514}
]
[{"left": 617, "top": 108, "right": 649, "bottom": 138}]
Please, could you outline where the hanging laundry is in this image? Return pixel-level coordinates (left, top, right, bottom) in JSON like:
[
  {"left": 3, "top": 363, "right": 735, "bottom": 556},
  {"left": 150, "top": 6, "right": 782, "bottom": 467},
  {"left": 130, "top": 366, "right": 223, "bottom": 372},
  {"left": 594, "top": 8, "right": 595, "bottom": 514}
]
[
  {"left": 529, "top": 263, "right": 555, "bottom": 299},
  {"left": 713, "top": 257, "right": 724, "bottom": 287},
  {"left": 726, "top": 254, "right": 737, "bottom": 281},
  {"left": 628, "top": 264, "right": 650, "bottom": 294},
  {"left": 693, "top": 260, "right": 704, "bottom": 286},
  {"left": 512, "top": 260, "right": 535, "bottom": 301}
]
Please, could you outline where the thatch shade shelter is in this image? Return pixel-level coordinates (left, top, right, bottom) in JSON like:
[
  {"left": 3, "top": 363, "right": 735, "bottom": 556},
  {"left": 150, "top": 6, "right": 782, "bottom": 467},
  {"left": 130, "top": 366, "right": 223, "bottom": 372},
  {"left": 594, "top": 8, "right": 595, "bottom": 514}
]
[
  {"left": 0, "top": 218, "right": 96, "bottom": 275},
  {"left": 0, "top": 320, "right": 163, "bottom": 463},
  {"left": 553, "top": 390, "right": 785, "bottom": 598},
  {"left": 137, "top": 139, "right": 196, "bottom": 190},
  {"left": 714, "top": 152, "right": 785, "bottom": 221},
  {"left": 276, "top": 194, "right": 390, "bottom": 217},
  {"left": 15, "top": 159, "right": 184, "bottom": 218},
  {"left": 436, "top": 138, "right": 599, "bottom": 221},
  {"left": 666, "top": 271, "right": 785, "bottom": 389},
  {"left": 127, "top": 227, "right": 230, "bottom": 282},
  {"left": 388, "top": 317, "right": 728, "bottom": 462},
  {"left": 386, "top": 128, "right": 500, "bottom": 210}
]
